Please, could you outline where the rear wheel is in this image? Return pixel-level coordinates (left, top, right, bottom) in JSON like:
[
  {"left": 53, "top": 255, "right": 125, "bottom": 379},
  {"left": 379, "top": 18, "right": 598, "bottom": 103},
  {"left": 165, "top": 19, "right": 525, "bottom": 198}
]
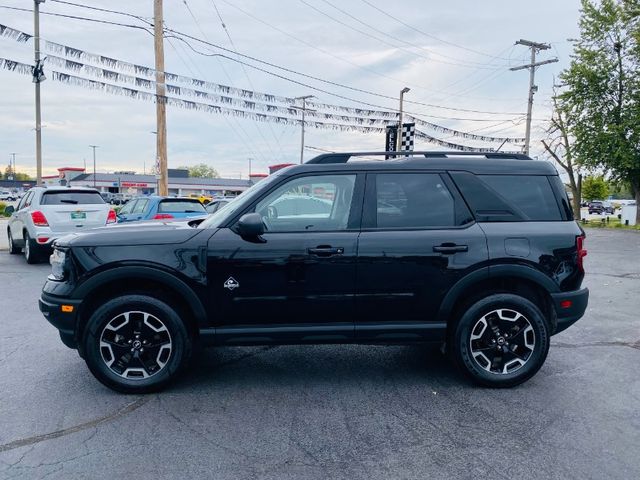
[
  {"left": 7, "top": 228, "right": 20, "bottom": 254},
  {"left": 82, "top": 295, "right": 192, "bottom": 393},
  {"left": 24, "top": 231, "right": 41, "bottom": 264},
  {"left": 451, "top": 293, "right": 550, "bottom": 388}
]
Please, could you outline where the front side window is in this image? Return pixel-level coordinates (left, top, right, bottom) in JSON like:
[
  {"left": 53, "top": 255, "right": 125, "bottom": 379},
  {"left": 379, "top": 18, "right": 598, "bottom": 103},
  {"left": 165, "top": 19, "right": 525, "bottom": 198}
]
[
  {"left": 254, "top": 174, "right": 356, "bottom": 232},
  {"left": 375, "top": 173, "right": 456, "bottom": 228},
  {"left": 119, "top": 200, "right": 136, "bottom": 215}
]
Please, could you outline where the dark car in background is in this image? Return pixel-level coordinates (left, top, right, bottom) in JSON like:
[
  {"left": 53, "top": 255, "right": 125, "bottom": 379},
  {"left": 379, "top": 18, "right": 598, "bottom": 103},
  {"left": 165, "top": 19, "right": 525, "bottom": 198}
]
[
  {"left": 116, "top": 196, "right": 207, "bottom": 222},
  {"left": 588, "top": 200, "right": 615, "bottom": 215}
]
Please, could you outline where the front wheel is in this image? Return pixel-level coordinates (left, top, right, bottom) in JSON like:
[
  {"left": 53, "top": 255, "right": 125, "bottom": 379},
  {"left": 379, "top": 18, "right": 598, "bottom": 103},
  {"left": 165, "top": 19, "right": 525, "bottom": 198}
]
[
  {"left": 82, "top": 295, "right": 192, "bottom": 393},
  {"left": 451, "top": 293, "right": 550, "bottom": 388}
]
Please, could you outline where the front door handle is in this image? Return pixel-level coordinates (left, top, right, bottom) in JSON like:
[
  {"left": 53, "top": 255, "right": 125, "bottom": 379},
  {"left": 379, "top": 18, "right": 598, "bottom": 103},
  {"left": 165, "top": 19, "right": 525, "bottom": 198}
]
[
  {"left": 308, "top": 246, "right": 344, "bottom": 256},
  {"left": 433, "top": 243, "right": 468, "bottom": 254}
]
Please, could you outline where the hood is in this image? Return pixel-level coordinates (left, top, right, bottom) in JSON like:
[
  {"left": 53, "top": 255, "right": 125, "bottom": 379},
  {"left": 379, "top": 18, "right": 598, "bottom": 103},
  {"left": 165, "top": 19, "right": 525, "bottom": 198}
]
[{"left": 55, "top": 219, "right": 208, "bottom": 247}]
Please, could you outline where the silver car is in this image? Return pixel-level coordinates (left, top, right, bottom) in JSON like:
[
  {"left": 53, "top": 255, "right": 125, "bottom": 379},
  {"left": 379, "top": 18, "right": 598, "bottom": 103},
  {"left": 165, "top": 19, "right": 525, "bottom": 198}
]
[{"left": 6, "top": 186, "right": 114, "bottom": 263}]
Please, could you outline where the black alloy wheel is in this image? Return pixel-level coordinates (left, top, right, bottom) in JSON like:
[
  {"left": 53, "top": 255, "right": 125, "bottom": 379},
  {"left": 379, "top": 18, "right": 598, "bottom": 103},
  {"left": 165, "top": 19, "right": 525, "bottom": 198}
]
[
  {"left": 451, "top": 293, "right": 550, "bottom": 388},
  {"left": 83, "top": 295, "right": 191, "bottom": 393}
]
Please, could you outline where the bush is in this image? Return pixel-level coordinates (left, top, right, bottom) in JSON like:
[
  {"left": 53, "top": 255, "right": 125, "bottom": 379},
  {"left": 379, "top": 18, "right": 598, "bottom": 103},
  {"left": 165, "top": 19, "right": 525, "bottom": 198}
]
[{"left": 0, "top": 201, "right": 8, "bottom": 217}]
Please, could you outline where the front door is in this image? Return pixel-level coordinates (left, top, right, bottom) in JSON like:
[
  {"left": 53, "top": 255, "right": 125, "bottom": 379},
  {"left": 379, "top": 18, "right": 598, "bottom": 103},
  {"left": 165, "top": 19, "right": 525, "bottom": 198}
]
[
  {"left": 356, "top": 172, "right": 488, "bottom": 341},
  {"left": 207, "top": 173, "right": 363, "bottom": 344}
]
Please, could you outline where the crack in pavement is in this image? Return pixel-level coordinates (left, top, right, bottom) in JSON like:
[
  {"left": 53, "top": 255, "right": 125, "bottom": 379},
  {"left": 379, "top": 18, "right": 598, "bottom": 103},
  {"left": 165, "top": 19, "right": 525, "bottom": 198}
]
[
  {"left": 552, "top": 340, "right": 640, "bottom": 351},
  {"left": 0, "top": 396, "right": 151, "bottom": 454}
]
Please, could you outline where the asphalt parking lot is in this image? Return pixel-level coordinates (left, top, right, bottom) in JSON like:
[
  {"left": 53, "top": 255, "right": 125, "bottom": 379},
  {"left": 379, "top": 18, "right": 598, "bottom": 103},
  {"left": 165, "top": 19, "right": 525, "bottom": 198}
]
[{"left": 0, "top": 229, "right": 638, "bottom": 479}]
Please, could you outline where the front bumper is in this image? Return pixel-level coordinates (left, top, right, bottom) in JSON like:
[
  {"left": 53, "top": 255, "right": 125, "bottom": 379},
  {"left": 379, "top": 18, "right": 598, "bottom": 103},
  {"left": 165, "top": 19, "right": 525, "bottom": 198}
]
[
  {"left": 550, "top": 287, "right": 589, "bottom": 334},
  {"left": 39, "top": 292, "right": 81, "bottom": 349}
]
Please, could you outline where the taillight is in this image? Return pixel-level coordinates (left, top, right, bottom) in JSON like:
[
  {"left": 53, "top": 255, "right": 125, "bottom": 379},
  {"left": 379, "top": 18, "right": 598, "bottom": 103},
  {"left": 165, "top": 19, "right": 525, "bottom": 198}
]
[
  {"left": 106, "top": 209, "right": 117, "bottom": 224},
  {"left": 31, "top": 210, "right": 49, "bottom": 226},
  {"left": 153, "top": 214, "right": 174, "bottom": 220},
  {"left": 576, "top": 235, "right": 587, "bottom": 273}
]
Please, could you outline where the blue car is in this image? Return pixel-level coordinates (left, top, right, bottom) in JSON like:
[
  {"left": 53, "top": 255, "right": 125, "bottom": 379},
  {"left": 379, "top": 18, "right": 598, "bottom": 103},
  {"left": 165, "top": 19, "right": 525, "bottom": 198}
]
[{"left": 116, "top": 196, "right": 207, "bottom": 223}]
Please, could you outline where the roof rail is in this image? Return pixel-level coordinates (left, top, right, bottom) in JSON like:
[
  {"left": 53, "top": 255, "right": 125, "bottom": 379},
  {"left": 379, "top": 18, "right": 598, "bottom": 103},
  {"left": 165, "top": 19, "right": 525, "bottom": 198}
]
[{"left": 305, "top": 151, "right": 532, "bottom": 164}]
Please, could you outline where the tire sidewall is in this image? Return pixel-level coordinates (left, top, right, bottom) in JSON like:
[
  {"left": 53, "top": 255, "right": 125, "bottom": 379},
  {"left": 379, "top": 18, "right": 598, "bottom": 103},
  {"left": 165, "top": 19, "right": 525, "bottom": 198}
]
[
  {"left": 83, "top": 295, "right": 191, "bottom": 393},
  {"left": 453, "top": 293, "right": 550, "bottom": 388},
  {"left": 7, "top": 228, "right": 20, "bottom": 255},
  {"left": 24, "top": 231, "right": 38, "bottom": 264}
]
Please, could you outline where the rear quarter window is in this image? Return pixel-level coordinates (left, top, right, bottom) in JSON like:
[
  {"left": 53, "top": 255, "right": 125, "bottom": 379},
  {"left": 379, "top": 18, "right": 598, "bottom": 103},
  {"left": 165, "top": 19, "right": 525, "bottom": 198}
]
[
  {"left": 41, "top": 191, "right": 105, "bottom": 205},
  {"left": 158, "top": 200, "right": 206, "bottom": 213}
]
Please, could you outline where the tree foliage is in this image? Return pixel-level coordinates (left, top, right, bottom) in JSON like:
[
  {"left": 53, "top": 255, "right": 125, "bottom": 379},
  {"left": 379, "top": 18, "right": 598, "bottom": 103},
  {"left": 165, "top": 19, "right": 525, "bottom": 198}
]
[
  {"left": 559, "top": 0, "right": 640, "bottom": 221},
  {"left": 3, "top": 165, "right": 31, "bottom": 181},
  {"left": 582, "top": 175, "right": 610, "bottom": 200},
  {"left": 178, "top": 164, "right": 219, "bottom": 178}
]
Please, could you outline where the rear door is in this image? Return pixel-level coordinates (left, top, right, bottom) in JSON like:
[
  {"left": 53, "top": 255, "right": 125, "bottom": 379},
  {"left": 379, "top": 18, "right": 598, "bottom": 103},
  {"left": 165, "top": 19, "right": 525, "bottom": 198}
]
[
  {"left": 9, "top": 190, "right": 34, "bottom": 243},
  {"left": 355, "top": 172, "right": 488, "bottom": 341}
]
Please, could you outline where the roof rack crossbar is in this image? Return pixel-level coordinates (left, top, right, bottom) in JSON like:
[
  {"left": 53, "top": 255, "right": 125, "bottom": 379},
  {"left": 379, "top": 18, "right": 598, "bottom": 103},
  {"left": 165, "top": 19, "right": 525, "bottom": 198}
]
[{"left": 305, "top": 151, "right": 531, "bottom": 164}]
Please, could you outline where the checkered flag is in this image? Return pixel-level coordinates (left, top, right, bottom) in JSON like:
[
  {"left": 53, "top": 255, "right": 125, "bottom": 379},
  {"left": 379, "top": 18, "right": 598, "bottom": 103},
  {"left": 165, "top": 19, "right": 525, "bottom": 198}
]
[{"left": 400, "top": 123, "right": 415, "bottom": 154}]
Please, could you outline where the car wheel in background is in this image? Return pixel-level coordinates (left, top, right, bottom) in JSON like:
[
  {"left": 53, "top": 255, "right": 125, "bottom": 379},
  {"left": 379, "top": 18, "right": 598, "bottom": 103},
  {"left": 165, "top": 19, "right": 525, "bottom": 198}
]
[
  {"left": 451, "top": 293, "right": 550, "bottom": 388},
  {"left": 82, "top": 294, "right": 192, "bottom": 393},
  {"left": 24, "top": 231, "right": 41, "bottom": 264},
  {"left": 7, "top": 228, "right": 20, "bottom": 255}
]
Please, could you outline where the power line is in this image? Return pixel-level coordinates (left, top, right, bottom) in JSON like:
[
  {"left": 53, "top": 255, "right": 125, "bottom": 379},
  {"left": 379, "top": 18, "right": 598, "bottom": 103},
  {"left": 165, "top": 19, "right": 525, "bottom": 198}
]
[
  {"left": 359, "top": 0, "right": 511, "bottom": 61},
  {"left": 1, "top": 3, "right": 523, "bottom": 116}
]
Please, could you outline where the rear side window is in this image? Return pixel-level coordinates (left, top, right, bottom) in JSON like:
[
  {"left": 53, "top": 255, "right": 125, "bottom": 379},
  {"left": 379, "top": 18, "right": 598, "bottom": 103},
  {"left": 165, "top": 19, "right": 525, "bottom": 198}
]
[
  {"left": 373, "top": 173, "right": 462, "bottom": 228},
  {"left": 41, "top": 191, "right": 105, "bottom": 205},
  {"left": 158, "top": 200, "right": 206, "bottom": 213},
  {"left": 478, "top": 175, "right": 561, "bottom": 221}
]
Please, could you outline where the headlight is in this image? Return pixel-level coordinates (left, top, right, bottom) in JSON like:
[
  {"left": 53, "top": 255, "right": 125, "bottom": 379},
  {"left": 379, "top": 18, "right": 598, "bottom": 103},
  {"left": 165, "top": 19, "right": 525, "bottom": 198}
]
[{"left": 49, "top": 248, "right": 67, "bottom": 281}]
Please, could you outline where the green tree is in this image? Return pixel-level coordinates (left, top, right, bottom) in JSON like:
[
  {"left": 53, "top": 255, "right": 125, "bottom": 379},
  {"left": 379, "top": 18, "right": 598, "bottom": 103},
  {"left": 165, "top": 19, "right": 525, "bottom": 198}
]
[
  {"left": 560, "top": 0, "right": 640, "bottom": 223},
  {"left": 582, "top": 175, "right": 610, "bottom": 200},
  {"left": 178, "top": 164, "right": 219, "bottom": 178},
  {"left": 14, "top": 172, "right": 31, "bottom": 181}
]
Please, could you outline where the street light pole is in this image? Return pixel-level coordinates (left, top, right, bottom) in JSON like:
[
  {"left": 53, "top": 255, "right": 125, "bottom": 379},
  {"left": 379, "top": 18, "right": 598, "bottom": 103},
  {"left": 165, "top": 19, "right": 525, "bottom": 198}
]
[
  {"left": 89, "top": 145, "right": 98, "bottom": 189},
  {"left": 397, "top": 87, "right": 410, "bottom": 151},
  {"left": 9, "top": 153, "right": 17, "bottom": 180}
]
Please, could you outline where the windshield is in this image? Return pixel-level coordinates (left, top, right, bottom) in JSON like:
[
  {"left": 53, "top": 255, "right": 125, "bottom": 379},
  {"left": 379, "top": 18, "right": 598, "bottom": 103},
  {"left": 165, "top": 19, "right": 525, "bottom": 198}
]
[{"left": 198, "top": 175, "right": 280, "bottom": 229}]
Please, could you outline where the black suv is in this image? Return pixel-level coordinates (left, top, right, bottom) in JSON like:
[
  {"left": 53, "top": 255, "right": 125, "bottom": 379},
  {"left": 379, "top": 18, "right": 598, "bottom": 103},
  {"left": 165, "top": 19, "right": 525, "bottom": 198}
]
[{"left": 39, "top": 152, "right": 589, "bottom": 393}]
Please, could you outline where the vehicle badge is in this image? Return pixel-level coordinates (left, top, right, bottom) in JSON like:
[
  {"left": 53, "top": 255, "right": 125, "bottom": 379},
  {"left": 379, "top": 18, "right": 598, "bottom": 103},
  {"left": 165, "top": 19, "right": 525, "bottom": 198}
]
[{"left": 224, "top": 277, "right": 240, "bottom": 290}]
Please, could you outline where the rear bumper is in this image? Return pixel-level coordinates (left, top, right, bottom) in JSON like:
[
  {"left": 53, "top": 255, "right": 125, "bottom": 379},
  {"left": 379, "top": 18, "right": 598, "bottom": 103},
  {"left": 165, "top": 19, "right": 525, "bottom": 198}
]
[
  {"left": 39, "top": 292, "right": 81, "bottom": 349},
  {"left": 550, "top": 287, "right": 589, "bottom": 334}
]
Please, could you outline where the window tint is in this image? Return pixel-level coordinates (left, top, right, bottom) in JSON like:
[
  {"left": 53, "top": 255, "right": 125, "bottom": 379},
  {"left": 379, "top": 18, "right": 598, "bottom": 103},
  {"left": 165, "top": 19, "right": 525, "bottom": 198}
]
[
  {"left": 41, "top": 191, "right": 105, "bottom": 205},
  {"left": 158, "top": 200, "right": 206, "bottom": 213},
  {"left": 254, "top": 174, "right": 356, "bottom": 232},
  {"left": 479, "top": 175, "right": 561, "bottom": 221},
  {"left": 132, "top": 199, "right": 149, "bottom": 214},
  {"left": 375, "top": 174, "right": 456, "bottom": 228}
]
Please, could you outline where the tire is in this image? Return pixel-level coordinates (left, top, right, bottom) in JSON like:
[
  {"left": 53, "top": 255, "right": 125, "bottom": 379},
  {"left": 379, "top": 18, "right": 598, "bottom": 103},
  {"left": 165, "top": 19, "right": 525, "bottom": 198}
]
[
  {"left": 82, "top": 295, "right": 192, "bottom": 393},
  {"left": 7, "top": 228, "right": 20, "bottom": 255},
  {"left": 24, "top": 231, "right": 41, "bottom": 264},
  {"left": 450, "top": 293, "right": 550, "bottom": 388}
]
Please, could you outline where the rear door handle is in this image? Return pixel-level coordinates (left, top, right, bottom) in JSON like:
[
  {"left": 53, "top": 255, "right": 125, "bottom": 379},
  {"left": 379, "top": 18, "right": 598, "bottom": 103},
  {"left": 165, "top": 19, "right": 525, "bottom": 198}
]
[
  {"left": 308, "top": 246, "right": 344, "bottom": 256},
  {"left": 433, "top": 244, "right": 468, "bottom": 254}
]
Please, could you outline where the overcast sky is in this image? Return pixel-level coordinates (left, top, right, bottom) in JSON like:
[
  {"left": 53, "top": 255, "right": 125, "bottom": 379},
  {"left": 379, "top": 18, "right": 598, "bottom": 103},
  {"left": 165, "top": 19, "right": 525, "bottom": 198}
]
[{"left": 0, "top": 0, "right": 582, "bottom": 179}]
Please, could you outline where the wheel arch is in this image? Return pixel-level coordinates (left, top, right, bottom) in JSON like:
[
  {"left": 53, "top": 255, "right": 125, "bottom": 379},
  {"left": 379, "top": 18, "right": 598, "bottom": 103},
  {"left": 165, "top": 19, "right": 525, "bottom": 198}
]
[
  {"left": 73, "top": 266, "right": 207, "bottom": 350},
  {"left": 438, "top": 265, "right": 557, "bottom": 332}
]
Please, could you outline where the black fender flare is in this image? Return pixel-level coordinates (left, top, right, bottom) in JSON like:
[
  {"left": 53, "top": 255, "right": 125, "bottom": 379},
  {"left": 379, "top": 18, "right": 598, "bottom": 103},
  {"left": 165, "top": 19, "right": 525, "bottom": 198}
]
[
  {"left": 437, "top": 264, "right": 558, "bottom": 323},
  {"left": 73, "top": 266, "right": 208, "bottom": 327}
]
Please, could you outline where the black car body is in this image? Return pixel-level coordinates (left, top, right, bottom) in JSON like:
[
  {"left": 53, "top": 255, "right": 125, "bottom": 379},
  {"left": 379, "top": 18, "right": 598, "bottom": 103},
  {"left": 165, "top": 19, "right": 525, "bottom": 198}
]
[
  {"left": 588, "top": 201, "right": 615, "bottom": 215},
  {"left": 40, "top": 152, "right": 589, "bottom": 392}
]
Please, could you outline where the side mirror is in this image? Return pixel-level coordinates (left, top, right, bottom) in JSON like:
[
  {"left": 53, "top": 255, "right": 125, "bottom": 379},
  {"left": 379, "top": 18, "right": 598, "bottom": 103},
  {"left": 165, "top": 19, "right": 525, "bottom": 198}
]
[
  {"left": 236, "top": 212, "right": 265, "bottom": 238},
  {"left": 4, "top": 205, "right": 15, "bottom": 215}
]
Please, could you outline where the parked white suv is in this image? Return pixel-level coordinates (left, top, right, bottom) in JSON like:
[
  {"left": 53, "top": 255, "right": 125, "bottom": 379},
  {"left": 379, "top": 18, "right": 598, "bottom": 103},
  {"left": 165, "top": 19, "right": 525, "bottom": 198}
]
[
  {"left": 0, "top": 190, "right": 17, "bottom": 201},
  {"left": 6, "top": 186, "right": 115, "bottom": 263}
]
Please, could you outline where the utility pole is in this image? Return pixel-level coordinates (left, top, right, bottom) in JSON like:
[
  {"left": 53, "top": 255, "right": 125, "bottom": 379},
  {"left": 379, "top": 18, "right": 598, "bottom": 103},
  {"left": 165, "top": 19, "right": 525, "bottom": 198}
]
[
  {"left": 154, "top": 0, "right": 168, "bottom": 195},
  {"left": 248, "top": 157, "right": 252, "bottom": 177},
  {"left": 291, "top": 95, "right": 314, "bottom": 164},
  {"left": 89, "top": 145, "right": 98, "bottom": 188},
  {"left": 510, "top": 39, "right": 558, "bottom": 156},
  {"left": 9, "top": 153, "right": 17, "bottom": 180},
  {"left": 33, "top": 0, "right": 46, "bottom": 185},
  {"left": 397, "top": 87, "right": 410, "bottom": 150}
]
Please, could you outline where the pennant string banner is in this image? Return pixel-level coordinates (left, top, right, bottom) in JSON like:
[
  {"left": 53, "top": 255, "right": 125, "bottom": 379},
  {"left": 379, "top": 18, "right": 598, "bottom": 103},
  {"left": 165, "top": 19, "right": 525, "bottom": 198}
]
[
  {"left": 0, "top": 55, "right": 498, "bottom": 152},
  {"left": 0, "top": 23, "right": 523, "bottom": 144}
]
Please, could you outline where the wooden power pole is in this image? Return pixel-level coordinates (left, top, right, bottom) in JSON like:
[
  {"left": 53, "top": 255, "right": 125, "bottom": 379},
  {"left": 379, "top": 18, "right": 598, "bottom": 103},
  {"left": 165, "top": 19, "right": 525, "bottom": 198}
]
[
  {"left": 154, "top": 0, "right": 168, "bottom": 195},
  {"left": 510, "top": 39, "right": 558, "bottom": 156}
]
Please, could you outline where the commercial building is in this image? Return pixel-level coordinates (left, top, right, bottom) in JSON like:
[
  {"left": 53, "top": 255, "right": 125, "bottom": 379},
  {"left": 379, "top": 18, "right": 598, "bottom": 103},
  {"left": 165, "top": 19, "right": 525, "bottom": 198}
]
[{"left": 43, "top": 167, "right": 265, "bottom": 197}]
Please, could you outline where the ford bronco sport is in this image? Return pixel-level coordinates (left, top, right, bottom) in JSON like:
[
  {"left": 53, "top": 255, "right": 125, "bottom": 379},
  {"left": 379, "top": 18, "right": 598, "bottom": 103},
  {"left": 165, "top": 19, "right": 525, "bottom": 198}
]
[{"left": 39, "top": 152, "right": 588, "bottom": 393}]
